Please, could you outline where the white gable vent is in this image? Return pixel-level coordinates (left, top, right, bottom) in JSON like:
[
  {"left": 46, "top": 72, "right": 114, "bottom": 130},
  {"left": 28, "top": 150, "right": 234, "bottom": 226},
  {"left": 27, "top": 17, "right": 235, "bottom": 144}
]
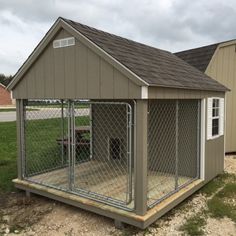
[{"left": 53, "top": 37, "right": 75, "bottom": 48}]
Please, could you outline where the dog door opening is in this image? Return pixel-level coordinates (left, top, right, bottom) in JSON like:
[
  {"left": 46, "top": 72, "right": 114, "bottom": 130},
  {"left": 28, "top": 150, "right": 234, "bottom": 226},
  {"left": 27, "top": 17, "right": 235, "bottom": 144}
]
[{"left": 109, "top": 138, "right": 121, "bottom": 160}]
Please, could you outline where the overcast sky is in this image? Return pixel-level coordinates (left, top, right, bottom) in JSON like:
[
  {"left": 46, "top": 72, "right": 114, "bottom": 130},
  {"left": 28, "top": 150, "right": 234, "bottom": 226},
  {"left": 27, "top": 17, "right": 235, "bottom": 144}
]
[{"left": 1, "top": 0, "right": 236, "bottom": 75}]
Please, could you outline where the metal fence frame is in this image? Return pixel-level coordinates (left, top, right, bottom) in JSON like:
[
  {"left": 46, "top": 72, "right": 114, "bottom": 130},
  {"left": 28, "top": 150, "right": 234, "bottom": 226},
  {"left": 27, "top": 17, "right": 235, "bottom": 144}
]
[
  {"left": 21, "top": 99, "right": 134, "bottom": 211},
  {"left": 147, "top": 99, "right": 201, "bottom": 208}
]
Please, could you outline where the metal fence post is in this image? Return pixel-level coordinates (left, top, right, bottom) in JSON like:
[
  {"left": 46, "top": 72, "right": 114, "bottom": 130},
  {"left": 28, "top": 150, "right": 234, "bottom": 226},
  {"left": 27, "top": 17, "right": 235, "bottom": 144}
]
[
  {"left": 61, "top": 99, "right": 64, "bottom": 165},
  {"left": 175, "top": 100, "right": 179, "bottom": 190}
]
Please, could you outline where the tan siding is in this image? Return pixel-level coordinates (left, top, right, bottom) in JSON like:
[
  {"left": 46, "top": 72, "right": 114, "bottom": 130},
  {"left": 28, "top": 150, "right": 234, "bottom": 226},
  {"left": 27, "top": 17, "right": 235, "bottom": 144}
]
[
  {"left": 34, "top": 56, "right": 45, "bottom": 98},
  {"left": 206, "top": 45, "right": 236, "bottom": 152},
  {"left": 148, "top": 87, "right": 224, "bottom": 99},
  {"left": 75, "top": 41, "right": 88, "bottom": 97},
  {"left": 64, "top": 41, "right": 76, "bottom": 98},
  {"left": 26, "top": 68, "right": 35, "bottom": 98},
  {"left": 44, "top": 45, "right": 55, "bottom": 98},
  {"left": 204, "top": 95, "right": 225, "bottom": 181},
  {"left": 100, "top": 59, "right": 114, "bottom": 98},
  {"left": 114, "top": 70, "right": 129, "bottom": 98},
  {"left": 87, "top": 48, "right": 100, "bottom": 98},
  {"left": 128, "top": 80, "right": 141, "bottom": 98},
  {"left": 12, "top": 27, "right": 141, "bottom": 99},
  {"left": 54, "top": 34, "right": 65, "bottom": 98}
]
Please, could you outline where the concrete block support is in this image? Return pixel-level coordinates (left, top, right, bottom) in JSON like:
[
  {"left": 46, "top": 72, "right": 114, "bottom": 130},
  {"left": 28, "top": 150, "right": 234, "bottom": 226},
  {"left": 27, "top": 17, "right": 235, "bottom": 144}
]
[{"left": 135, "top": 100, "right": 148, "bottom": 215}]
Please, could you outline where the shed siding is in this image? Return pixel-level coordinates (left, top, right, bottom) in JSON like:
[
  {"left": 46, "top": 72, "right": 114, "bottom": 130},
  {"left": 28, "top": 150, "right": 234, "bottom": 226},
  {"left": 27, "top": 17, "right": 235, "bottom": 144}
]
[
  {"left": 204, "top": 96, "right": 225, "bottom": 181},
  {"left": 148, "top": 87, "right": 225, "bottom": 99},
  {"left": 12, "top": 28, "right": 141, "bottom": 99},
  {"left": 206, "top": 44, "right": 236, "bottom": 152}
]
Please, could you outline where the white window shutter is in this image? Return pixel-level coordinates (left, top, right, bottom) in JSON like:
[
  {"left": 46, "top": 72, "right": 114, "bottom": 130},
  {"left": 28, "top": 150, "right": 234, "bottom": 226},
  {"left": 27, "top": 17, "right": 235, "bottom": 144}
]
[
  {"left": 207, "top": 98, "right": 213, "bottom": 140},
  {"left": 219, "top": 98, "right": 224, "bottom": 136}
]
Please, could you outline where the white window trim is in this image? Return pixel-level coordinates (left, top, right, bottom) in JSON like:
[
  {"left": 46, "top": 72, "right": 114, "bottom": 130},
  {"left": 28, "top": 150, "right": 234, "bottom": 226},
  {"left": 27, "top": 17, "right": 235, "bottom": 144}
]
[
  {"left": 207, "top": 97, "right": 224, "bottom": 140},
  {"left": 200, "top": 99, "right": 206, "bottom": 180}
]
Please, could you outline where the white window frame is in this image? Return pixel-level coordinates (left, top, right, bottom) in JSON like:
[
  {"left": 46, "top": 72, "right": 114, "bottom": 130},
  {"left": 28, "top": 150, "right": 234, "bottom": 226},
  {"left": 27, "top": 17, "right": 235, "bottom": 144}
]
[
  {"left": 212, "top": 98, "right": 220, "bottom": 137},
  {"left": 207, "top": 97, "right": 224, "bottom": 140}
]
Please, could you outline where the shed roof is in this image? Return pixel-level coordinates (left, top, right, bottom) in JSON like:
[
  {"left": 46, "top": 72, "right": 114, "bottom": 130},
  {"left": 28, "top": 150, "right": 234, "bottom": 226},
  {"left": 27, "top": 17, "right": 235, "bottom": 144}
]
[
  {"left": 63, "top": 18, "right": 227, "bottom": 92},
  {"left": 174, "top": 43, "right": 219, "bottom": 72},
  {"left": 9, "top": 17, "right": 228, "bottom": 92},
  {"left": 174, "top": 39, "right": 236, "bottom": 73}
]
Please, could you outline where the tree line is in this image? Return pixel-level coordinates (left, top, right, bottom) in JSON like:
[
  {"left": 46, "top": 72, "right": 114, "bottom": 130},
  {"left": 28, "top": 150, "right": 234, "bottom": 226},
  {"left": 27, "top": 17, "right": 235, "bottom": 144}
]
[{"left": 0, "top": 74, "right": 13, "bottom": 87}]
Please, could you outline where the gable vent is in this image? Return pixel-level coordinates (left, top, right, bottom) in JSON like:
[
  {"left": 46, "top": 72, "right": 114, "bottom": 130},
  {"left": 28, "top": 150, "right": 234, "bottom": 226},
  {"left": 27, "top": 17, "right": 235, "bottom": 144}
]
[{"left": 53, "top": 37, "right": 75, "bottom": 48}]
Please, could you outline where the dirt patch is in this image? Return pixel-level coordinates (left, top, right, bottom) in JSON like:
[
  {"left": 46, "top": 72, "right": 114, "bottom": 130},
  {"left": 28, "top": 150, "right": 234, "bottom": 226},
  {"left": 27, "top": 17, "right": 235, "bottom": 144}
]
[
  {"left": 0, "top": 192, "right": 54, "bottom": 235},
  {"left": 1, "top": 156, "right": 236, "bottom": 236},
  {"left": 203, "top": 217, "right": 236, "bottom": 236},
  {"left": 225, "top": 155, "right": 236, "bottom": 174}
]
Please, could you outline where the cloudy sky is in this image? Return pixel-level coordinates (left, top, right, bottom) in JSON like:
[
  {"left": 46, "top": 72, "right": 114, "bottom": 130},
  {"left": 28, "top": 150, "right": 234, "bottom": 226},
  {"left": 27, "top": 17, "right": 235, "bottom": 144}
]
[{"left": 1, "top": 0, "right": 236, "bottom": 75}]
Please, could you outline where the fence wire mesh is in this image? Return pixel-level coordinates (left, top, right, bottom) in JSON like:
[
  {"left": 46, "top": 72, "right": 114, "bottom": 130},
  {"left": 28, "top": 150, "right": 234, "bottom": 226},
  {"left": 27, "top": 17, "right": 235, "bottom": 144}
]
[
  {"left": 23, "top": 99, "right": 133, "bottom": 209},
  {"left": 24, "top": 100, "right": 69, "bottom": 189},
  {"left": 147, "top": 99, "right": 200, "bottom": 207}
]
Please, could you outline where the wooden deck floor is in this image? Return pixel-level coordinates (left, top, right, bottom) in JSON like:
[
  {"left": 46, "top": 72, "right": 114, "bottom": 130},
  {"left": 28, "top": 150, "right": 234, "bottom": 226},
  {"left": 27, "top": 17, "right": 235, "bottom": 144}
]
[{"left": 29, "top": 160, "right": 191, "bottom": 207}]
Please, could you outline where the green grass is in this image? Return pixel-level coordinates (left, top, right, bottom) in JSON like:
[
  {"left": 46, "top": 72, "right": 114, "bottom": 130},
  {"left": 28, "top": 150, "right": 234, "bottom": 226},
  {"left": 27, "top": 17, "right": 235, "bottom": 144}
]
[
  {"left": 0, "top": 108, "right": 38, "bottom": 112},
  {"left": 199, "top": 175, "right": 225, "bottom": 196},
  {"left": 0, "top": 116, "right": 89, "bottom": 192},
  {"left": 0, "top": 121, "right": 17, "bottom": 192},
  {"left": 180, "top": 173, "right": 236, "bottom": 235},
  {"left": 179, "top": 214, "right": 206, "bottom": 236},
  {"left": 207, "top": 182, "right": 236, "bottom": 222},
  {"left": 0, "top": 108, "right": 16, "bottom": 112}
]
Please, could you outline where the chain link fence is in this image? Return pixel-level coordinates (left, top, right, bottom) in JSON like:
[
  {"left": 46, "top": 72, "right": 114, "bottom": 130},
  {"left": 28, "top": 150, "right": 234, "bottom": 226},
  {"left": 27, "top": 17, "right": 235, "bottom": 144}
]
[
  {"left": 147, "top": 99, "right": 200, "bottom": 208},
  {"left": 23, "top": 99, "right": 134, "bottom": 210}
]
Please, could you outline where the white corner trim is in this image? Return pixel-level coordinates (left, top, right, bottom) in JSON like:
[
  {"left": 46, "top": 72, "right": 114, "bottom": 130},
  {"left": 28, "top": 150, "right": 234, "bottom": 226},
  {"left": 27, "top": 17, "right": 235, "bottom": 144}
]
[
  {"left": 200, "top": 98, "right": 206, "bottom": 180},
  {"left": 141, "top": 86, "right": 148, "bottom": 99}
]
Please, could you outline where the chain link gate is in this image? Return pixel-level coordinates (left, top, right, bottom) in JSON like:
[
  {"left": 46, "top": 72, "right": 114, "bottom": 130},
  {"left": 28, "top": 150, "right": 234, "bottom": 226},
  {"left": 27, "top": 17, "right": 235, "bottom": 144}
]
[
  {"left": 147, "top": 99, "right": 200, "bottom": 208},
  {"left": 23, "top": 99, "right": 134, "bottom": 210}
]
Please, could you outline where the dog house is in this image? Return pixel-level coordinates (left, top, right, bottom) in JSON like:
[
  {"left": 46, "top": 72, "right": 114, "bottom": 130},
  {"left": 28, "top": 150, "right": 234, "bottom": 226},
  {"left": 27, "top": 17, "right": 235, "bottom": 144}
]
[{"left": 8, "top": 17, "right": 228, "bottom": 229}]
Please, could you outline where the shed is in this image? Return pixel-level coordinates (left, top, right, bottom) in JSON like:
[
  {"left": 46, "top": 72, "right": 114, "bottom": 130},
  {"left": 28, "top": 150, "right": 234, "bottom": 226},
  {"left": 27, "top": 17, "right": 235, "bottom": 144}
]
[
  {"left": 8, "top": 17, "right": 228, "bottom": 229},
  {"left": 175, "top": 40, "right": 236, "bottom": 153},
  {"left": 0, "top": 83, "right": 14, "bottom": 106}
]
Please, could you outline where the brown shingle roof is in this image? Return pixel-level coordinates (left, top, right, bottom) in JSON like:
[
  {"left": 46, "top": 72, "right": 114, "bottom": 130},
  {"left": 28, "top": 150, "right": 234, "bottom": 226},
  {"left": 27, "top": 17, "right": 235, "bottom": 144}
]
[
  {"left": 63, "top": 18, "right": 228, "bottom": 92},
  {"left": 174, "top": 44, "right": 219, "bottom": 72}
]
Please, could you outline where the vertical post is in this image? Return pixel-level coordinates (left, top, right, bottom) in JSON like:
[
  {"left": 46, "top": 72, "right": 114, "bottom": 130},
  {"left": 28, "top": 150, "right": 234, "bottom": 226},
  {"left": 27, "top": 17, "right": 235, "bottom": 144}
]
[
  {"left": 61, "top": 99, "right": 64, "bottom": 165},
  {"left": 175, "top": 100, "right": 179, "bottom": 190},
  {"left": 71, "top": 101, "right": 75, "bottom": 189},
  {"left": 68, "top": 100, "right": 75, "bottom": 191},
  {"left": 197, "top": 100, "right": 201, "bottom": 178},
  {"left": 126, "top": 104, "right": 132, "bottom": 204},
  {"left": 135, "top": 100, "right": 148, "bottom": 215},
  {"left": 89, "top": 103, "right": 93, "bottom": 159},
  {"left": 16, "top": 99, "right": 25, "bottom": 179},
  {"left": 68, "top": 100, "right": 72, "bottom": 190}
]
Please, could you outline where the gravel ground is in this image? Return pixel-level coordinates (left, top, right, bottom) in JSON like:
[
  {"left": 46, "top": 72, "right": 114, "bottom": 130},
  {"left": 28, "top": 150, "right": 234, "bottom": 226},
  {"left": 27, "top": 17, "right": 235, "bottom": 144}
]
[{"left": 1, "top": 156, "right": 236, "bottom": 236}]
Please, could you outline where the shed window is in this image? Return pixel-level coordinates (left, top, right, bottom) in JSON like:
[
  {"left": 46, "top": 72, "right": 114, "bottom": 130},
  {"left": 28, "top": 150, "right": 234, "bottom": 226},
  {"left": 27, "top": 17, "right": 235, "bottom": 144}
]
[
  {"left": 207, "top": 97, "right": 224, "bottom": 140},
  {"left": 212, "top": 99, "right": 220, "bottom": 136}
]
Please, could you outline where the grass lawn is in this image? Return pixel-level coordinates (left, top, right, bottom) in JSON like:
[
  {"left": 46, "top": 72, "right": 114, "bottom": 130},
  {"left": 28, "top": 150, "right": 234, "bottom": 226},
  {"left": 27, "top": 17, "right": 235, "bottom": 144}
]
[
  {"left": 0, "top": 108, "right": 38, "bottom": 112},
  {"left": 0, "top": 117, "right": 89, "bottom": 192},
  {"left": 0, "top": 121, "right": 17, "bottom": 192},
  {"left": 180, "top": 172, "right": 236, "bottom": 235}
]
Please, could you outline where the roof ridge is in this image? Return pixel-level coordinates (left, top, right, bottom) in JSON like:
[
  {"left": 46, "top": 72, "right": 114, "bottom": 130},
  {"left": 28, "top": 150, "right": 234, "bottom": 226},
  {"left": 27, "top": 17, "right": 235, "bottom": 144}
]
[
  {"left": 61, "top": 17, "right": 172, "bottom": 56},
  {"left": 175, "top": 39, "right": 236, "bottom": 54}
]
